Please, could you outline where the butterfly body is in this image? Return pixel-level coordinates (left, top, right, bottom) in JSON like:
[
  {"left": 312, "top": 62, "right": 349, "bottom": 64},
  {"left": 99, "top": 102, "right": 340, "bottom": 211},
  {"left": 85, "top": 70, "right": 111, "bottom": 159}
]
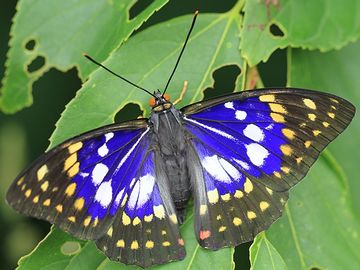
[{"left": 6, "top": 88, "right": 355, "bottom": 267}]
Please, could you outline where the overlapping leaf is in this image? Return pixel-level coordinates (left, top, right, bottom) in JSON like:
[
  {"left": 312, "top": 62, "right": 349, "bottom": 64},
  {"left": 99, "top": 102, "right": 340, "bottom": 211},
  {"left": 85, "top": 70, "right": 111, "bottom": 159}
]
[
  {"left": 0, "top": 0, "right": 168, "bottom": 113},
  {"left": 241, "top": 0, "right": 360, "bottom": 66}
]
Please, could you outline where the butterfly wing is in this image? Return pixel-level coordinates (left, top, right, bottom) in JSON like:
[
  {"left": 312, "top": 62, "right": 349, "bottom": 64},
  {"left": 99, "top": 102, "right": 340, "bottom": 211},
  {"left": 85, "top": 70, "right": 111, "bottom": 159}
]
[
  {"left": 182, "top": 88, "right": 355, "bottom": 249},
  {"left": 6, "top": 119, "right": 185, "bottom": 267}
]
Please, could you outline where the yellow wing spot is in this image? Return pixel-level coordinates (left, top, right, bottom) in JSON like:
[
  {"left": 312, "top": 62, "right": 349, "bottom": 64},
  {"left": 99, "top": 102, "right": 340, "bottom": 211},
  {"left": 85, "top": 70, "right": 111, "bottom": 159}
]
[
  {"left": 221, "top": 193, "right": 231, "bottom": 201},
  {"left": 21, "top": 184, "right": 26, "bottom": 191},
  {"left": 25, "top": 189, "right": 32, "bottom": 198},
  {"left": 260, "top": 201, "right": 270, "bottom": 211},
  {"left": 296, "top": 157, "right": 303, "bottom": 164},
  {"left": 271, "top": 113, "right": 285, "bottom": 123},
  {"left": 17, "top": 176, "right": 24, "bottom": 186},
  {"left": 304, "top": 141, "right": 312, "bottom": 148},
  {"left": 308, "top": 113, "right": 316, "bottom": 121},
  {"left": 40, "top": 181, "right": 49, "bottom": 192},
  {"left": 131, "top": 240, "right": 139, "bottom": 250},
  {"left": 269, "top": 103, "right": 287, "bottom": 114},
  {"left": 280, "top": 144, "right": 292, "bottom": 156},
  {"left": 219, "top": 226, "right": 227, "bottom": 232},
  {"left": 122, "top": 212, "right": 131, "bottom": 226},
  {"left": 74, "top": 197, "right": 84, "bottom": 211},
  {"left": 52, "top": 187, "right": 59, "bottom": 192},
  {"left": 299, "top": 122, "right": 307, "bottom": 128},
  {"left": 313, "top": 130, "right": 321, "bottom": 136},
  {"left": 234, "top": 190, "right": 244, "bottom": 199},
  {"left": 144, "top": 214, "right": 153, "bottom": 222},
  {"left": 327, "top": 112, "right": 335, "bottom": 119},
  {"left": 207, "top": 189, "right": 219, "bottom": 204},
  {"left": 331, "top": 105, "right": 337, "bottom": 110},
  {"left": 282, "top": 128, "right": 295, "bottom": 139},
  {"left": 303, "top": 98, "right": 316, "bottom": 109},
  {"left": 93, "top": 217, "right": 99, "bottom": 227},
  {"left": 273, "top": 171, "right": 281, "bottom": 178},
  {"left": 281, "top": 166, "right": 290, "bottom": 174},
  {"left": 116, "top": 240, "right": 125, "bottom": 248},
  {"left": 244, "top": 178, "right": 253, "bottom": 193},
  {"left": 133, "top": 217, "right": 141, "bottom": 226},
  {"left": 247, "top": 211, "right": 257, "bottom": 220},
  {"left": 65, "top": 183, "right": 76, "bottom": 197},
  {"left": 67, "top": 162, "right": 80, "bottom": 178},
  {"left": 43, "top": 199, "right": 51, "bottom": 206},
  {"left": 161, "top": 230, "right": 167, "bottom": 235},
  {"left": 56, "top": 204, "right": 63, "bottom": 213},
  {"left": 121, "top": 193, "right": 128, "bottom": 207},
  {"left": 68, "top": 142, "right": 83, "bottom": 154},
  {"left": 330, "top": 98, "right": 339, "bottom": 104},
  {"left": 68, "top": 216, "right": 76, "bottom": 222},
  {"left": 145, "top": 241, "right": 154, "bottom": 249},
  {"left": 233, "top": 217, "right": 242, "bottom": 226},
  {"left": 323, "top": 121, "right": 330, "bottom": 127},
  {"left": 259, "top": 94, "right": 275, "bottom": 102},
  {"left": 200, "top": 204, "right": 207, "bottom": 215},
  {"left": 216, "top": 215, "right": 222, "bottom": 220},
  {"left": 170, "top": 214, "right": 178, "bottom": 224},
  {"left": 162, "top": 241, "right": 171, "bottom": 247},
  {"left": 107, "top": 227, "right": 113, "bottom": 237},
  {"left": 37, "top": 165, "right": 48, "bottom": 181},
  {"left": 154, "top": 205, "right": 165, "bottom": 219},
  {"left": 280, "top": 198, "right": 286, "bottom": 204},
  {"left": 64, "top": 153, "right": 77, "bottom": 171},
  {"left": 83, "top": 216, "right": 91, "bottom": 227},
  {"left": 32, "top": 195, "right": 39, "bottom": 203},
  {"left": 266, "top": 187, "right": 273, "bottom": 195}
]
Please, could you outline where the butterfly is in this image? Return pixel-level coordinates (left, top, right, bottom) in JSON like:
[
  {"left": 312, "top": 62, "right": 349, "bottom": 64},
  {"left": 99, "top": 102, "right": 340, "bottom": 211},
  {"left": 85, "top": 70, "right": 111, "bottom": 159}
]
[{"left": 6, "top": 11, "right": 355, "bottom": 268}]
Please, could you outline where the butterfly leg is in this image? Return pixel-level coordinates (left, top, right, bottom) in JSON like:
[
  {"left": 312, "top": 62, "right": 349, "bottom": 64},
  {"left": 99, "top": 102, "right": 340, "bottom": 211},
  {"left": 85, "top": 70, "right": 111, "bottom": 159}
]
[{"left": 173, "top": 80, "right": 188, "bottom": 105}]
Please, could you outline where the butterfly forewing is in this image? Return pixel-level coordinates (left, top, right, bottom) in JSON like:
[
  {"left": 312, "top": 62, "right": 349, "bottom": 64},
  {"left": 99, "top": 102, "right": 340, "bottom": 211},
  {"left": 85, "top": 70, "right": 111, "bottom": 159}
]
[{"left": 182, "top": 88, "right": 355, "bottom": 249}]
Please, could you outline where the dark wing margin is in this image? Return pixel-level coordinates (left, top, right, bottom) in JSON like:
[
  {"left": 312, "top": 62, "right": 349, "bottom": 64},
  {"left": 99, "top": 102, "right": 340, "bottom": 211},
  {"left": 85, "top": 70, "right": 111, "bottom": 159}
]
[{"left": 182, "top": 88, "right": 355, "bottom": 249}]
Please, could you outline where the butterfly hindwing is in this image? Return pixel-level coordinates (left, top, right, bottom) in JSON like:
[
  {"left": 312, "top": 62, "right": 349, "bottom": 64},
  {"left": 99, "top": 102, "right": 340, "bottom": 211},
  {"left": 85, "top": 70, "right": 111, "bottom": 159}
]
[{"left": 182, "top": 88, "right": 355, "bottom": 249}]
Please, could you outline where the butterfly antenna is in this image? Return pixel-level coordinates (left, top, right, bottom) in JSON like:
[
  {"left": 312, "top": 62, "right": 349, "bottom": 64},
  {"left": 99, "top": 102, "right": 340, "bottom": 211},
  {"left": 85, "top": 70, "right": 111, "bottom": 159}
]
[
  {"left": 83, "top": 53, "right": 156, "bottom": 98},
  {"left": 162, "top": 10, "right": 199, "bottom": 96}
]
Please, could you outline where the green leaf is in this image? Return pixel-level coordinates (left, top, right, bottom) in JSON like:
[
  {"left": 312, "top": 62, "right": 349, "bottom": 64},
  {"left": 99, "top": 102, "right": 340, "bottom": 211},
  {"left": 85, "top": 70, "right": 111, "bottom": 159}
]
[
  {"left": 249, "top": 232, "right": 287, "bottom": 270},
  {"left": 0, "top": 0, "right": 168, "bottom": 113},
  {"left": 20, "top": 9, "right": 244, "bottom": 270},
  {"left": 50, "top": 11, "right": 244, "bottom": 146},
  {"left": 241, "top": 0, "right": 360, "bottom": 66},
  {"left": 250, "top": 41, "right": 360, "bottom": 270}
]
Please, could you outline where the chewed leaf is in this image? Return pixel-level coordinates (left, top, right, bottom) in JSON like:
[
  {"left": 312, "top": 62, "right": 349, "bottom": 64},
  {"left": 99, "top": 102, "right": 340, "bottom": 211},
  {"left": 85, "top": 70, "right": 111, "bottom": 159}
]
[
  {"left": 241, "top": 0, "right": 360, "bottom": 66},
  {"left": 0, "top": 0, "right": 168, "bottom": 113}
]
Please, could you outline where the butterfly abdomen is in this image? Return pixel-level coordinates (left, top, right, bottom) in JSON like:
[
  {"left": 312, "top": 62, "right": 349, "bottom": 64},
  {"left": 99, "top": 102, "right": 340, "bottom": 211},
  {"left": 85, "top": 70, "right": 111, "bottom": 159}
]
[{"left": 151, "top": 108, "right": 191, "bottom": 223}]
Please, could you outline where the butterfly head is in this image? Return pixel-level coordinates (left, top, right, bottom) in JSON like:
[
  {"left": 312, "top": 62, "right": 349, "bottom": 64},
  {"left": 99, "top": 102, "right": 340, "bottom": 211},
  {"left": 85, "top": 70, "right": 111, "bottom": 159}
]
[{"left": 149, "top": 90, "right": 172, "bottom": 112}]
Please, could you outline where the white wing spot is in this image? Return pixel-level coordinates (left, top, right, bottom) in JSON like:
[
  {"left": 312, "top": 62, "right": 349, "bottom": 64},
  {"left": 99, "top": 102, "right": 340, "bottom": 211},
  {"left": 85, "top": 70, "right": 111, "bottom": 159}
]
[
  {"left": 105, "top": 132, "right": 114, "bottom": 142},
  {"left": 202, "top": 155, "right": 231, "bottom": 183},
  {"left": 115, "top": 188, "right": 125, "bottom": 206},
  {"left": 92, "top": 163, "right": 109, "bottom": 185},
  {"left": 219, "top": 158, "right": 241, "bottom": 180},
  {"left": 224, "top": 102, "right": 235, "bottom": 109},
  {"left": 243, "top": 124, "right": 265, "bottom": 142},
  {"left": 233, "top": 159, "right": 250, "bottom": 170},
  {"left": 128, "top": 173, "right": 155, "bottom": 210},
  {"left": 235, "top": 110, "right": 247, "bottom": 120},
  {"left": 98, "top": 144, "right": 109, "bottom": 157},
  {"left": 246, "top": 143, "right": 269, "bottom": 167},
  {"left": 95, "top": 180, "right": 113, "bottom": 208}
]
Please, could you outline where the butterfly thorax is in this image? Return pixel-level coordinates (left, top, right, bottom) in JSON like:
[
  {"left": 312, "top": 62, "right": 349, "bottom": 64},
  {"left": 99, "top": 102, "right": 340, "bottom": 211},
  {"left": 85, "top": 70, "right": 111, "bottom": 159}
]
[{"left": 150, "top": 106, "right": 190, "bottom": 223}]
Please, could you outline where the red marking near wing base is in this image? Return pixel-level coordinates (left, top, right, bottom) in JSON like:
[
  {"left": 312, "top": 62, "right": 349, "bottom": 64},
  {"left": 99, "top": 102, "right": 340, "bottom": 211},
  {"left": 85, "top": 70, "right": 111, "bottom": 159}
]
[
  {"left": 199, "top": 230, "right": 211, "bottom": 240},
  {"left": 178, "top": 238, "right": 185, "bottom": 246}
]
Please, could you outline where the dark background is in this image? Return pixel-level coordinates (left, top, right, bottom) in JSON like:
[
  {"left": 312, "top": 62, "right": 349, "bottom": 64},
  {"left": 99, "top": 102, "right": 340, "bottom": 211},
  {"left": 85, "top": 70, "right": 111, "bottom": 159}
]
[{"left": 0, "top": 0, "right": 286, "bottom": 269}]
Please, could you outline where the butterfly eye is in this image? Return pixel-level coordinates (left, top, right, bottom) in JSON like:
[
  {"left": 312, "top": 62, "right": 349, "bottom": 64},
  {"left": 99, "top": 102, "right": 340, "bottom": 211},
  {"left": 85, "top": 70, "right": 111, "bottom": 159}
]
[
  {"left": 163, "top": 93, "right": 171, "bottom": 101},
  {"left": 148, "top": 97, "right": 156, "bottom": 107}
]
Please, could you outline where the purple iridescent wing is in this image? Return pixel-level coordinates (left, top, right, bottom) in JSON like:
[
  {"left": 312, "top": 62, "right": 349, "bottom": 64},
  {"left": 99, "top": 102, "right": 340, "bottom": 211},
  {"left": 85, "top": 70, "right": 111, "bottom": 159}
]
[
  {"left": 6, "top": 119, "right": 184, "bottom": 267},
  {"left": 182, "top": 88, "right": 355, "bottom": 249}
]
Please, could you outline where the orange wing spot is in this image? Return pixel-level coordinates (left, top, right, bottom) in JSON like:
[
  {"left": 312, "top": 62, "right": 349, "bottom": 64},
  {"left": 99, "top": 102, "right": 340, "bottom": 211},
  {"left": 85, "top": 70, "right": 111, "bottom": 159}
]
[
  {"left": 163, "top": 93, "right": 171, "bottom": 101},
  {"left": 178, "top": 238, "right": 185, "bottom": 246},
  {"left": 199, "top": 230, "right": 211, "bottom": 240},
  {"left": 149, "top": 97, "right": 156, "bottom": 107}
]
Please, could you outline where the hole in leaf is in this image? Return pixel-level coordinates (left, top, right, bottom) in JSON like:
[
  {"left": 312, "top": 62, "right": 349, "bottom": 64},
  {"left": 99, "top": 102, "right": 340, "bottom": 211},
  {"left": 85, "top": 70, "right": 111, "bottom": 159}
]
[
  {"left": 234, "top": 241, "right": 251, "bottom": 270},
  {"left": 115, "top": 103, "right": 143, "bottom": 123},
  {"left": 203, "top": 65, "right": 241, "bottom": 100},
  {"left": 129, "top": 0, "right": 152, "bottom": 20},
  {"left": 258, "top": 49, "right": 286, "bottom": 87},
  {"left": 25, "top": 39, "right": 36, "bottom": 51},
  {"left": 310, "top": 267, "right": 322, "bottom": 270},
  {"left": 27, "top": 56, "right": 45, "bottom": 73},
  {"left": 269, "top": 23, "right": 284, "bottom": 37},
  {"left": 61, "top": 241, "right": 81, "bottom": 255}
]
